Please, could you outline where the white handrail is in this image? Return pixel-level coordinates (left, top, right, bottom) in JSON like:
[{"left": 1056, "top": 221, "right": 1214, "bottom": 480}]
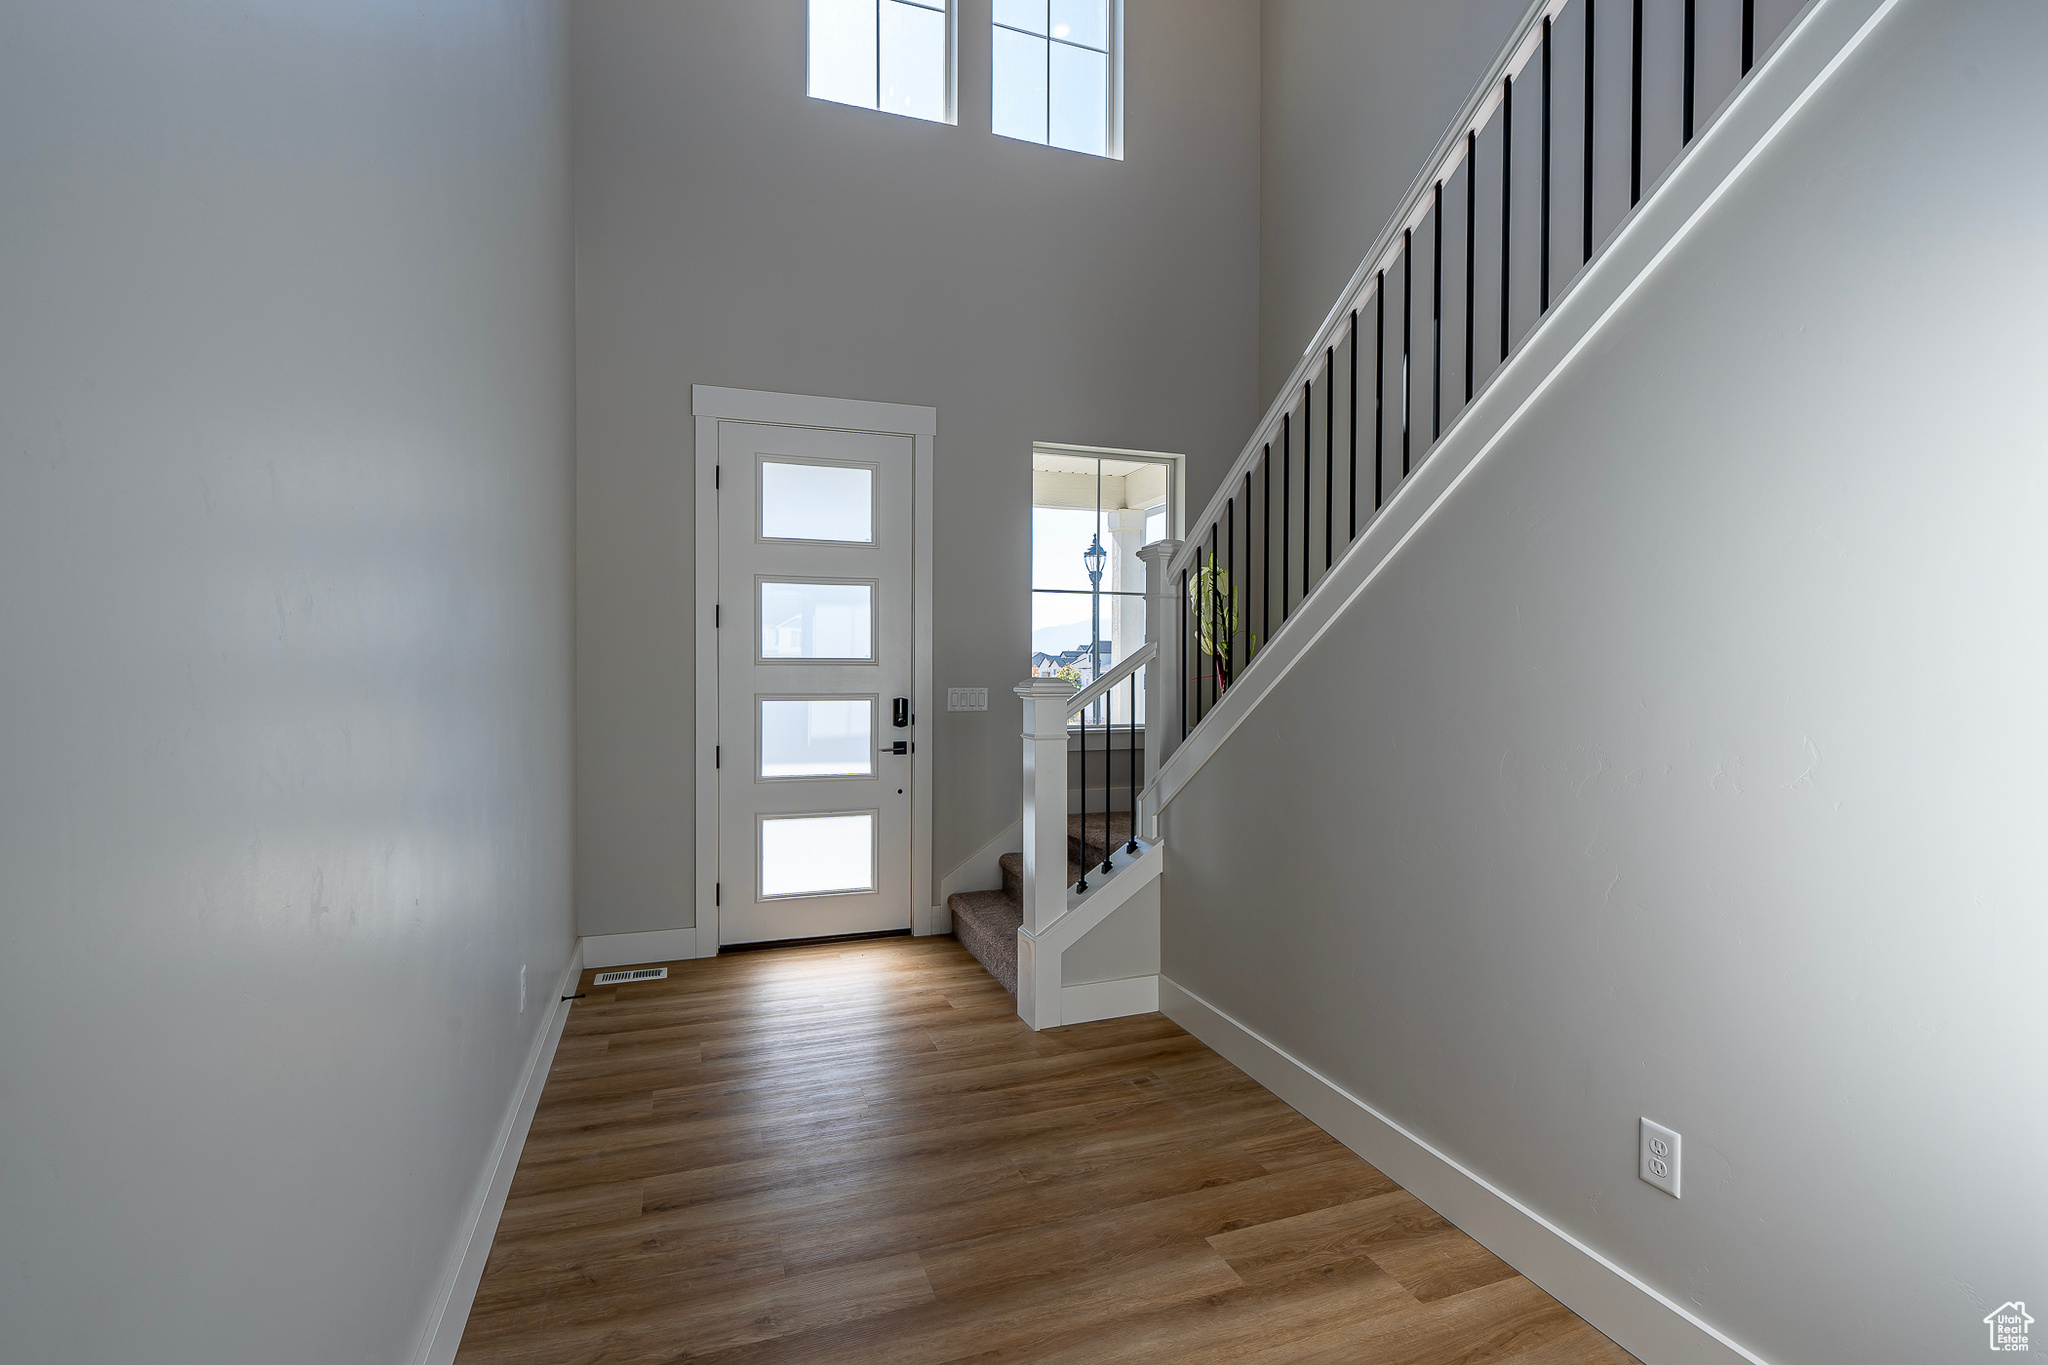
[
  {"left": 1166, "top": 0, "right": 1562, "bottom": 585},
  {"left": 1065, "top": 641, "right": 1157, "bottom": 719}
]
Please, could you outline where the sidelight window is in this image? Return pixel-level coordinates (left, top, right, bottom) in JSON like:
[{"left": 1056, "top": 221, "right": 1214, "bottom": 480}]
[{"left": 1030, "top": 447, "right": 1175, "bottom": 725}]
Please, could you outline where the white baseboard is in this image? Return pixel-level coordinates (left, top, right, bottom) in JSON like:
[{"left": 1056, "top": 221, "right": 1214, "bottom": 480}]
[
  {"left": 1061, "top": 974, "right": 1157, "bottom": 1024},
  {"left": 582, "top": 927, "right": 699, "bottom": 969},
  {"left": 1158, "top": 977, "right": 1770, "bottom": 1365},
  {"left": 411, "top": 943, "right": 582, "bottom": 1365}
]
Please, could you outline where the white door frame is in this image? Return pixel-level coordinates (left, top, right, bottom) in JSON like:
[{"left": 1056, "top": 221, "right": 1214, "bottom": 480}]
[{"left": 692, "top": 385, "right": 937, "bottom": 956}]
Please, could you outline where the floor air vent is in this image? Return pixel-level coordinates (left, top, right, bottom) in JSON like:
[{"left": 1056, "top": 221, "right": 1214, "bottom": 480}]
[{"left": 593, "top": 967, "right": 668, "bottom": 985}]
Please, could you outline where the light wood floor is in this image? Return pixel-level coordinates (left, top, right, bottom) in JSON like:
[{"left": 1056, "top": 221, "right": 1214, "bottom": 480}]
[{"left": 456, "top": 935, "right": 1638, "bottom": 1365}]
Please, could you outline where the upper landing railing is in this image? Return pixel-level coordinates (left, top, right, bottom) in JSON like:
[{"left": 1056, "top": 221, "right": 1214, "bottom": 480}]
[{"left": 1167, "top": 0, "right": 1800, "bottom": 739}]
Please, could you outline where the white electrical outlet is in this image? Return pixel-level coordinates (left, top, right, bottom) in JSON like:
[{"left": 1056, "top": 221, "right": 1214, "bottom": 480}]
[
  {"left": 1640, "top": 1117, "right": 1681, "bottom": 1198},
  {"left": 947, "top": 687, "right": 988, "bottom": 711},
  {"left": 519, "top": 964, "right": 527, "bottom": 1014}
]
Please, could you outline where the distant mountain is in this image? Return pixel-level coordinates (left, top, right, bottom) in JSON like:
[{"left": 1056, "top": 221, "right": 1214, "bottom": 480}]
[{"left": 1032, "top": 622, "right": 1094, "bottom": 653}]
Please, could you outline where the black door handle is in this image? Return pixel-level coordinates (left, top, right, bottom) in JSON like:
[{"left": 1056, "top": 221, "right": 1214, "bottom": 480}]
[{"left": 879, "top": 740, "right": 909, "bottom": 756}]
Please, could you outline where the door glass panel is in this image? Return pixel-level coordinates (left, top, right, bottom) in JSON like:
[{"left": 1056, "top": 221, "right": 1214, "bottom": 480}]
[
  {"left": 760, "top": 697, "right": 873, "bottom": 778},
  {"left": 759, "top": 580, "right": 875, "bottom": 660},
  {"left": 761, "top": 812, "right": 876, "bottom": 898},
  {"left": 761, "top": 460, "right": 875, "bottom": 543}
]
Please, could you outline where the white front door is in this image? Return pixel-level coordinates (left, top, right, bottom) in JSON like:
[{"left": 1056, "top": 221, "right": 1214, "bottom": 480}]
[{"left": 716, "top": 420, "right": 915, "bottom": 945}]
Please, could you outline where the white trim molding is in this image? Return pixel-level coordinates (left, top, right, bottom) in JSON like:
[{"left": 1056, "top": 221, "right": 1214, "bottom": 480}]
[
  {"left": 411, "top": 943, "right": 582, "bottom": 1365},
  {"left": 692, "top": 385, "right": 937, "bottom": 436},
  {"left": 1016, "top": 838, "right": 1162, "bottom": 1030},
  {"left": 690, "top": 385, "right": 939, "bottom": 952},
  {"left": 1151, "top": 0, "right": 1905, "bottom": 820},
  {"left": 1159, "top": 977, "right": 1770, "bottom": 1365}
]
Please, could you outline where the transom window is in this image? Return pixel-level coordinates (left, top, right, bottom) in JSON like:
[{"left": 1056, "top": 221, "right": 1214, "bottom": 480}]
[
  {"left": 808, "top": 0, "right": 954, "bottom": 126},
  {"left": 992, "top": 1, "right": 1121, "bottom": 158}
]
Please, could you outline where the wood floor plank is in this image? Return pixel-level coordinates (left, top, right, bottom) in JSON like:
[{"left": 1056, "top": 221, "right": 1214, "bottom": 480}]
[
  {"left": 1207, "top": 1187, "right": 1452, "bottom": 1285},
  {"left": 454, "top": 936, "right": 1640, "bottom": 1365},
  {"left": 1365, "top": 1224, "right": 1524, "bottom": 1302}
]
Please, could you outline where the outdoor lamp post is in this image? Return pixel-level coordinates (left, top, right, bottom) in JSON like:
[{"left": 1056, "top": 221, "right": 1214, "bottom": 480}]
[{"left": 1082, "top": 535, "right": 1108, "bottom": 693}]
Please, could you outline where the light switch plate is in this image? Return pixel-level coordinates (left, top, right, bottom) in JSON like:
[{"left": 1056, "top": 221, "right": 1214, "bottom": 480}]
[
  {"left": 947, "top": 688, "right": 988, "bottom": 712},
  {"left": 1640, "top": 1117, "right": 1681, "bottom": 1198}
]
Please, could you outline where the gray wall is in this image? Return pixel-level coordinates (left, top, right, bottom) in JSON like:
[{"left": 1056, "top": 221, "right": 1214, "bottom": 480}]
[
  {"left": 0, "top": 3, "right": 576, "bottom": 1361},
  {"left": 1259, "top": 0, "right": 1531, "bottom": 404},
  {"left": 1166, "top": 2, "right": 2048, "bottom": 1361},
  {"left": 573, "top": 0, "right": 1260, "bottom": 937}
]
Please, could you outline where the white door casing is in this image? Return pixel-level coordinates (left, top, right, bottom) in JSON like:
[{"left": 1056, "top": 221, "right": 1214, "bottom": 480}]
[{"left": 692, "top": 387, "right": 936, "bottom": 955}]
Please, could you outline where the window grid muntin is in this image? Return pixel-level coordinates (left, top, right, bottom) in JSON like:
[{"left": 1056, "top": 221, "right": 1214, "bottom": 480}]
[
  {"left": 992, "top": 1, "right": 1114, "bottom": 155},
  {"left": 1030, "top": 446, "right": 1171, "bottom": 725},
  {"left": 808, "top": 0, "right": 954, "bottom": 125}
]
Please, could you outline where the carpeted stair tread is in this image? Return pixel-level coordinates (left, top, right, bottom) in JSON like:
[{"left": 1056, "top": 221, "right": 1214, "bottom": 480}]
[
  {"left": 951, "top": 814, "right": 1140, "bottom": 995},
  {"left": 948, "top": 889, "right": 1021, "bottom": 994}
]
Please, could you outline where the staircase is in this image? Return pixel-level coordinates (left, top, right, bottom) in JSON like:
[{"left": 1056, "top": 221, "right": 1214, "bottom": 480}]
[{"left": 949, "top": 812, "right": 1133, "bottom": 994}]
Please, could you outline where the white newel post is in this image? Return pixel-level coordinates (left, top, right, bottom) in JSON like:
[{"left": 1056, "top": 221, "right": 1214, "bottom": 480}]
[
  {"left": 1138, "top": 538, "right": 1183, "bottom": 841},
  {"left": 1015, "top": 677, "right": 1072, "bottom": 1030}
]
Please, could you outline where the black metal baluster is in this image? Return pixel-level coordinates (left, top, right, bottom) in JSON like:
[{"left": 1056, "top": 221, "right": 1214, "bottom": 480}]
[
  {"left": 1186, "top": 566, "right": 1196, "bottom": 726},
  {"left": 1432, "top": 181, "right": 1443, "bottom": 441},
  {"left": 1374, "top": 274, "right": 1385, "bottom": 510},
  {"left": 1401, "top": 227, "right": 1412, "bottom": 478},
  {"left": 1208, "top": 524, "right": 1219, "bottom": 715},
  {"left": 1465, "top": 132, "right": 1476, "bottom": 402},
  {"left": 1261, "top": 446, "right": 1271, "bottom": 652},
  {"left": 1126, "top": 671, "right": 1138, "bottom": 853},
  {"left": 1501, "top": 74, "right": 1513, "bottom": 361},
  {"left": 1302, "top": 378, "right": 1318, "bottom": 593},
  {"left": 1324, "top": 346, "right": 1334, "bottom": 568},
  {"left": 1076, "top": 693, "right": 1088, "bottom": 892},
  {"left": 1281, "top": 413, "right": 1290, "bottom": 621},
  {"left": 1348, "top": 310, "right": 1359, "bottom": 541},
  {"left": 1100, "top": 667, "right": 1116, "bottom": 875},
  {"left": 1631, "top": 0, "right": 1643, "bottom": 204},
  {"left": 1683, "top": 0, "right": 1695, "bottom": 144},
  {"left": 1101, "top": 676, "right": 1114, "bottom": 874},
  {"left": 1742, "top": 0, "right": 1755, "bottom": 74},
  {"left": 1179, "top": 567, "right": 1188, "bottom": 742},
  {"left": 1541, "top": 15, "right": 1552, "bottom": 313},
  {"left": 1584, "top": 0, "right": 1596, "bottom": 263},
  {"left": 1242, "top": 470, "right": 1252, "bottom": 661},
  {"left": 1226, "top": 495, "right": 1235, "bottom": 690},
  {"left": 1300, "top": 380, "right": 1312, "bottom": 597}
]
